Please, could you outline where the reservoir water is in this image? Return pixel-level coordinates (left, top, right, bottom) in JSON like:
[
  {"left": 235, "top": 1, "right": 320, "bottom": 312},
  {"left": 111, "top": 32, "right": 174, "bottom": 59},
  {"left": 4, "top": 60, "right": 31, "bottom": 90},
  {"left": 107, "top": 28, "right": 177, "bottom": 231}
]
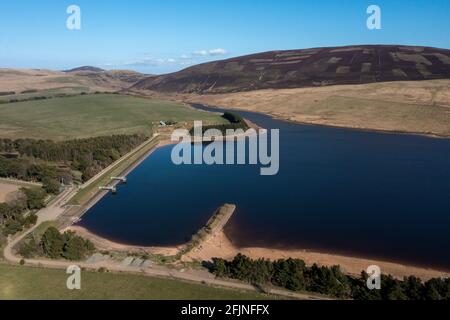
[{"left": 78, "top": 105, "right": 450, "bottom": 270}]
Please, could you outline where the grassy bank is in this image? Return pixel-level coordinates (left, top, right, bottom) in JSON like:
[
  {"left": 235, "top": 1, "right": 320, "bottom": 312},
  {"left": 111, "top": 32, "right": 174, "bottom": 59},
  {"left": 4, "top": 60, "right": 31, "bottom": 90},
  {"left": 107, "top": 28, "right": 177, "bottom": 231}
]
[
  {"left": 0, "top": 94, "right": 227, "bottom": 140},
  {"left": 0, "top": 264, "right": 269, "bottom": 300}
]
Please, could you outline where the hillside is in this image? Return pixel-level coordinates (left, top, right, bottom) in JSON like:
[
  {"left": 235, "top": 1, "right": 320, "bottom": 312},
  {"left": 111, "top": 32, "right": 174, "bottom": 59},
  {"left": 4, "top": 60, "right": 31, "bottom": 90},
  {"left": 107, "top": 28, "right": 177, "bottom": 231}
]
[
  {"left": 0, "top": 68, "right": 147, "bottom": 101},
  {"left": 188, "top": 79, "right": 450, "bottom": 137},
  {"left": 65, "top": 66, "right": 149, "bottom": 84},
  {"left": 132, "top": 45, "right": 450, "bottom": 93}
]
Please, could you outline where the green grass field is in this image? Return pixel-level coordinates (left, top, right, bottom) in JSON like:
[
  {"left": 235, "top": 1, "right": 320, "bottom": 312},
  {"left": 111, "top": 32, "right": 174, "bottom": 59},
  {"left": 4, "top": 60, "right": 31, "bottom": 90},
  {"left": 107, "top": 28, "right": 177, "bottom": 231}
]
[
  {"left": 0, "top": 94, "right": 226, "bottom": 140},
  {"left": 0, "top": 264, "right": 269, "bottom": 300},
  {"left": 0, "top": 87, "right": 88, "bottom": 103}
]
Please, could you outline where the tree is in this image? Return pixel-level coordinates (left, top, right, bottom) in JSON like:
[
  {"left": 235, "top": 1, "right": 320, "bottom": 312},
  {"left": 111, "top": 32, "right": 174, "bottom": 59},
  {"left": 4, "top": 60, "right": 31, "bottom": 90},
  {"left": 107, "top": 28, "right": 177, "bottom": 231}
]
[
  {"left": 403, "top": 276, "right": 423, "bottom": 300},
  {"left": 381, "top": 275, "right": 408, "bottom": 300},
  {"left": 40, "top": 228, "right": 95, "bottom": 261},
  {"left": 19, "top": 238, "right": 38, "bottom": 258},
  {"left": 211, "top": 258, "right": 228, "bottom": 277},
  {"left": 62, "top": 236, "right": 87, "bottom": 260},
  {"left": 41, "top": 227, "right": 64, "bottom": 259},
  {"left": 21, "top": 187, "right": 46, "bottom": 210},
  {"left": 42, "top": 178, "right": 60, "bottom": 194}
]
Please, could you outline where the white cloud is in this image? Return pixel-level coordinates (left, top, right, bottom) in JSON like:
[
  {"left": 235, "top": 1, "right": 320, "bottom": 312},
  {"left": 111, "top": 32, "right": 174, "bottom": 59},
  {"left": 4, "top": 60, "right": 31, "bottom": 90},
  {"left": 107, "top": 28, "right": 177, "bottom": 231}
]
[
  {"left": 208, "top": 48, "right": 228, "bottom": 56},
  {"left": 191, "top": 48, "right": 228, "bottom": 57},
  {"left": 123, "top": 57, "right": 177, "bottom": 67}
]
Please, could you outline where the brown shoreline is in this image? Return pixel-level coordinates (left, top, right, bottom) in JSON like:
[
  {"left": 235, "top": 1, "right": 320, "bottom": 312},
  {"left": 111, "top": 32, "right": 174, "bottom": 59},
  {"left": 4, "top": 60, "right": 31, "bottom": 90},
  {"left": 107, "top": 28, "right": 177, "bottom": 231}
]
[
  {"left": 190, "top": 231, "right": 450, "bottom": 280},
  {"left": 190, "top": 102, "right": 450, "bottom": 139},
  {"left": 66, "top": 225, "right": 450, "bottom": 281},
  {"left": 65, "top": 225, "right": 179, "bottom": 256}
]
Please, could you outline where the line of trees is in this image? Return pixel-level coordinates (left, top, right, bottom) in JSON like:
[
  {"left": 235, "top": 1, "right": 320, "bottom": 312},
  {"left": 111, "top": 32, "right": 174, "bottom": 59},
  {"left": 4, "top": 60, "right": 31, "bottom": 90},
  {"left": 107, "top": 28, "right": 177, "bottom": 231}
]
[
  {"left": 0, "top": 91, "right": 96, "bottom": 104},
  {"left": 208, "top": 254, "right": 450, "bottom": 300},
  {"left": 0, "top": 91, "right": 16, "bottom": 96}
]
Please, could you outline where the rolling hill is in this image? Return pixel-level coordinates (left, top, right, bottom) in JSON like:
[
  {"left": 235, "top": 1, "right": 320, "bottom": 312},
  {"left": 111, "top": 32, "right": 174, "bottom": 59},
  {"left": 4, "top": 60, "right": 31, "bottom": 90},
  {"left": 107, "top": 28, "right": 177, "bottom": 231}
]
[
  {"left": 65, "top": 66, "right": 149, "bottom": 84},
  {"left": 0, "top": 67, "right": 148, "bottom": 100},
  {"left": 132, "top": 45, "right": 450, "bottom": 93}
]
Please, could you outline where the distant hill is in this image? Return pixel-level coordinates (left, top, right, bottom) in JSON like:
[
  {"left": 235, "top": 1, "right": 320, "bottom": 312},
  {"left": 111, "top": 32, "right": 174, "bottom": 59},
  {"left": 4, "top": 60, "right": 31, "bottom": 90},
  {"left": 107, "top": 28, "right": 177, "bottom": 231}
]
[
  {"left": 0, "top": 67, "right": 148, "bottom": 98},
  {"left": 105, "top": 70, "right": 151, "bottom": 84},
  {"left": 64, "top": 66, "right": 149, "bottom": 84},
  {"left": 132, "top": 45, "right": 450, "bottom": 93},
  {"left": 64, "top": 66, "right": 105, "bottom": 73}
]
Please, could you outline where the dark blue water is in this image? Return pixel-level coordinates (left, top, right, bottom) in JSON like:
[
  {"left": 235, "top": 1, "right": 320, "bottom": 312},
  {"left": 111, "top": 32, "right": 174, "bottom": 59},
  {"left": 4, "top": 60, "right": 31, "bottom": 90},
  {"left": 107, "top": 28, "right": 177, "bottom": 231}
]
[{"left": 79, "top": 105, "right": 450, "bottom": 270}]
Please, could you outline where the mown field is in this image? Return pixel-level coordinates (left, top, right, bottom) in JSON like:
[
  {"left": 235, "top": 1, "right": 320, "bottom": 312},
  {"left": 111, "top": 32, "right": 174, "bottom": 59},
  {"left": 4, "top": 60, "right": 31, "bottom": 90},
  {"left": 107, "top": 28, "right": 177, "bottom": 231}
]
[
  {"left": 0, "top": 94, "right": 226, "bottom": 140},
  {"left": 0, "top": 264, "right": 268, "bottom": 300}
]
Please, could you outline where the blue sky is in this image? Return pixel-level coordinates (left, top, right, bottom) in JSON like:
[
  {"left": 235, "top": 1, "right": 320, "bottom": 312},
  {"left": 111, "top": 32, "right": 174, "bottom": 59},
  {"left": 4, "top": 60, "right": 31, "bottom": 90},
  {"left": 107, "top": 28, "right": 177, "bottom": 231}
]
[{"left": 0, "top": 0, "right": 449, "bottom": 74}]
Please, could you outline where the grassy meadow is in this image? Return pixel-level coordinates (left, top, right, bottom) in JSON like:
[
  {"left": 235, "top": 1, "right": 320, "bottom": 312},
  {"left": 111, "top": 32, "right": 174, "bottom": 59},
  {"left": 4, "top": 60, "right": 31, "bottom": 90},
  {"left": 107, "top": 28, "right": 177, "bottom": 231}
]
[
  {"left": 0, "top": 264, "right": 269, "bottom": 300},
  {"left": 0, "top": 94, "right": 226, "bottom": 140}
]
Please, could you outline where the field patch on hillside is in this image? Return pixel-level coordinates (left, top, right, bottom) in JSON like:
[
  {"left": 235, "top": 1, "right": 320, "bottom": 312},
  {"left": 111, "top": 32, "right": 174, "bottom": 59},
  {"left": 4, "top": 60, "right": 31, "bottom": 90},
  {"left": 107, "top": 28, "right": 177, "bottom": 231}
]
[{"left": 0, "top": 94, "right": 226, "bottom": 140}]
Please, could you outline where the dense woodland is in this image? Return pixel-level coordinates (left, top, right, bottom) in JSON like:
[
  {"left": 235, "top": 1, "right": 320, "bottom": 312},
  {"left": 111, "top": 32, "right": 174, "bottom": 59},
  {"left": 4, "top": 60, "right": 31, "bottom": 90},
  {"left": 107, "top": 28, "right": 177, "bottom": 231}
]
[
  {"left": 0, "top": 134, "right": 147, "bottom": 183},
  {"left": 209, "top": 254, "right": 450, "bottom": 300},
  {"left": 0, "top": 134, "right": 147, "bottom": 236}
]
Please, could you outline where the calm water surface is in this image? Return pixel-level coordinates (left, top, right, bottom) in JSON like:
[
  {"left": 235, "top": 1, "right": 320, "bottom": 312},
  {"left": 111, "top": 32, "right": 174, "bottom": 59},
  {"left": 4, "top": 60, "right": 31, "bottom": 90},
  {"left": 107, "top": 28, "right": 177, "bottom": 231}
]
[{"left": 79, "top": 105, "right": 450, "bottom": 270}]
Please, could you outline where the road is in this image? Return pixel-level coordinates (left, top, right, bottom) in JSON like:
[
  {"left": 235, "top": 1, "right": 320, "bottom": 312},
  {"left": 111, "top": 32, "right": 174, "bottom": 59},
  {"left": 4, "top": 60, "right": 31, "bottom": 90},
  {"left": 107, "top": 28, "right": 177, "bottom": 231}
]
[
  {"left": 2, "top": 187, "right": 325, "bottom": 300},
  {"left": 3, "top": 186, "right": 76, "bottom": 263}
]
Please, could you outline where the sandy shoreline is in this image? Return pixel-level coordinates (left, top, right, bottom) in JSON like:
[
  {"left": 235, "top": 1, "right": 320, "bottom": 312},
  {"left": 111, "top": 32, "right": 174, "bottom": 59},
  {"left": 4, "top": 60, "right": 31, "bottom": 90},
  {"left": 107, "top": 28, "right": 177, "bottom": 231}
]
[
  {"left": 184, "top": 231, "right": 450, "bottom": 281},
  {"left": 67, "top": 224, "right": 450, "bottom": 281},
  {"left": 65, "top": 226, "right": 179, "bottom": 256}
]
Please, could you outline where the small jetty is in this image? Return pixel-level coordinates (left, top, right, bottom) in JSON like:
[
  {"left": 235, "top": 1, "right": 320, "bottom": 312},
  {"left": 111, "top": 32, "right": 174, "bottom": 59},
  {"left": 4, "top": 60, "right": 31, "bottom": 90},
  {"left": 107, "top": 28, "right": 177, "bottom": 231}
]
[
  {"left": 179, "top": 203, "right": 236, "bottom": 257},
  {"left": 99, "top": 186, "right": 117, "bottom": 194},
  {"left": 111, "top": 176, "right": 127, "bottom": 184}
]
